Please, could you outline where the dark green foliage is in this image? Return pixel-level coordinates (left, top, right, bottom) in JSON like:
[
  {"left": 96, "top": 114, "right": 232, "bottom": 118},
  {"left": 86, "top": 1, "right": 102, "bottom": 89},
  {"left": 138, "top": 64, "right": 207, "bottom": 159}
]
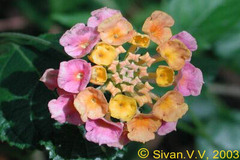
[
  {"left": 0, "top": 34, "right": 124, "bottom": 159},
  {"left": 1, "top": 0, "right": 240, "bottom": 159}
]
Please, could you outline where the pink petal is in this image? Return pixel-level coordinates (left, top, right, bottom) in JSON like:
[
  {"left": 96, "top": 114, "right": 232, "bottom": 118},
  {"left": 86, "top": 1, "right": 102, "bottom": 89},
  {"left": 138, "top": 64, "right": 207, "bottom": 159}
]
[
  {"left": 60, "top": 23, "right": 100, "bottom": 58},
  {"left": 157, "top": 121, "right": 177, "bottom": 136},
  {"left": 40, "top": 69, "right": 58, "bottom": 90},
  {"left": 48, "top": 95, "right": 83, "bottom": 125},
  {"left": 172, "top": 31, "right": 198, "bottom": 52},
  {"left": 175, "top": 62, "right": 204, "bottom": 96},
  {"left": 87, "top": 7, "right": 120, "bottom": 28},
  {"left": 107, "top": 130, "right": 129, "bottom": 149},
  {"left": 85, "top": 118, "right": 124, "bottom": 148},
  {"left": 56, "top": 88, "right": 72, "bottom": 96},
  {"left": 58, "top": 59, "right": 91, "bottom": 93}
]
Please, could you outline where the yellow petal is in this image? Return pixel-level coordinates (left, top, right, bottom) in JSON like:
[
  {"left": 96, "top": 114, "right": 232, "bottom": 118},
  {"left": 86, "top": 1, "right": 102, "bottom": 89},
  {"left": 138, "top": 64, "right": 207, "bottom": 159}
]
[
  {"left": 74, "top": 87, "right": 108, "bottom": 122},
  {"left": 157, "top": 39, "right": 191, "bottom": 70},
  {"left": 88, "top": 42, "right": 117, "bottom": 66},
  {"left": 90, "top": 65, "right": 107, "bottom": 85},
  {"left": 129, "top": 33, "right": 150, "bottom": 48},
  {"left": 127, "top": 114, "right": 161, "bottom": 143},
  {"left": 156, "top": 65, "right": 175, "bottom": 87},
  {"left": 152, "top": 90, "right": 188, "bottom": 122},
  {"left": 109, "top": 94, "right": 137, "bottom": 121}
]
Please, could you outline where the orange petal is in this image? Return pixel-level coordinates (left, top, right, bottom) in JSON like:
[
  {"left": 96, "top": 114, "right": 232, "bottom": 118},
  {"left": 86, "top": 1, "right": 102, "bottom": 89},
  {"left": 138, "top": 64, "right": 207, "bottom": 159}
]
[
  {"left": 131, "top": 76, "right": 141, "bottom": 86},
  {"left": 119, "top": 60, "right": 130, "bottom": 68},
  {"left": 126, "top": 52, "right": 140, "bottom": 62},
  {"left": 144, "top": 82, "right": 154, "bottom": 90},
  {"left": 157, "top": 39, "right": 191, "bottom": 70},
  {"left": 108, "top": 60, "right": 119, "bottom": 73},
  {"left": 115, "top": 46, "right": 126, "bottom": 56},
  {"left": 138, "top": 66, "right": 148, "bottom": 78},
  {"left": 129, "top": 62, "right": 139, "bottom": 72},
  {"left": 138, "top": 82, "right": 154, "bottom": 97},
  {"left": 139, "top": 52, "right": 156, "bottom": 67},
  {"left": 74, "top": 87, "right": 108, "bottom": 122},
  {"left": 98, "top": 13, "right": 136, "bottom": 46},
  {"left": 112, "top": 72, "right": 123, "bottom": 84},
  {"left": 105, "top": 82, "right": 121, "bottom": 96},
  {"left": 134, "top": 94, "right": 152, "bottom": 107},
  {"left": 152, "top": 90, "right": 188, "bottom": 122},
  {"left": 121, "top": 84, "right": 135, "bottom": 93},
  {"left": 127, "top": 114, "right": 161, "bottom": 143},
  {"left": 142, "top": 11, "right": 174, "bottom": 45}
]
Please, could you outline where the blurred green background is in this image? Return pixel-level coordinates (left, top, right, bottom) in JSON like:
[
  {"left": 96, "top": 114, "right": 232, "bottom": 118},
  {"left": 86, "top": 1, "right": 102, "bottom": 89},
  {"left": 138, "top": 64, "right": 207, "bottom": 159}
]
[{"left": 0, "top": 0, "right": 240, "bottom": 160}]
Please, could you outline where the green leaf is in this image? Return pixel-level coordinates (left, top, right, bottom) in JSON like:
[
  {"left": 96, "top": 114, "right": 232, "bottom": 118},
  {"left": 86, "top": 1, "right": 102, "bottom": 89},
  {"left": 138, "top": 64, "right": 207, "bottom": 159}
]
[
  {"left": 51, "top": 12, "right": 90, "bottom": 27},
  {"left": 196, "top": 111, "right": 240, "bottom": 158},
  {"left": 0, "top": 32, "right": 66, "bottom": 55},
  {"left": 213, "top": 22, "right": 240, "bottom": 73},
  {"left": 94, "top": 0, "right": 119, "bottom": 9},
  {"left": 184, "top": 88, "right": 217, "bottom": 121},
  {"left": 161, "top": 0, "right": 240, "bottom": 50},
  {"left": 16, "top": 0, "right": 52, "bottom": 31},
  {"left": 214, "top": 22, "right": 240, "bottom": 59},
  {"left": 191, "top": 54, "right": 219, "bottom": 83},
  {"left": 41, "top": 125, "right": 125, "bottom": 160},
  {"left": 0, "top": 34, "right": 126, "bottom": 159},
  {"left": 50, "top": 0, "right": 86, "bottom": 13},
  {"left": 0, "top": 43, "right": 56, "bottom": 149}
]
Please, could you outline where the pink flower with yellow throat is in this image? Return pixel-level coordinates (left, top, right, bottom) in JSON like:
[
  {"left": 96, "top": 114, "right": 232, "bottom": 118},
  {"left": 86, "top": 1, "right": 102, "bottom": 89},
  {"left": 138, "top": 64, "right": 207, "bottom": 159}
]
[
  {"left": 60, "top": 23, "right": 100, "bottom": 58},
  {"left": 57, "top": 59, "right": 91, "bottom": 93}
]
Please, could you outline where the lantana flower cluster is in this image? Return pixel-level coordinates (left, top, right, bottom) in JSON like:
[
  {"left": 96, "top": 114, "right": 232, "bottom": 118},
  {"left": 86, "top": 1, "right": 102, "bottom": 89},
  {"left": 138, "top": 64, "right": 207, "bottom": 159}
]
[{"left": 40, "top": 7, "right": 204, "bottom": 148}]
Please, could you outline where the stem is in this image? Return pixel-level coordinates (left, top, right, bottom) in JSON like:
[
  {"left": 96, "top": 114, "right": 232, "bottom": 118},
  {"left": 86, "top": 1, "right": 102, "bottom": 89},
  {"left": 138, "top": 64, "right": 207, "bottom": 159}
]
[
  {"left": 107, "top": 73, "right": 113, "bottom": 78},
  {"left": 152, "top": 54, "right": 165, "bottom": 62},
  {"left": 141, "top": 73, "right": 156, "bottom": 84},
  {"left": 128, "top": 45, "right": 137, "bottom": 53},
  {"left": 147, "top": 103, "right": 154, "bottom": 108},
  {"left": 148, "top": 73, "right": 156, "bottom": 79},
  {"left": 149, "top": 92, "right": 159, "bottom": 100},
  {"left": 124, "top": 44, "right": 138, "bottom": 60},
  {"left": 155, "top": 57, "right": 165, "bottom": 62},
  {"left": 104, "top": 113, "right": 111, "bottom": 121}
]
